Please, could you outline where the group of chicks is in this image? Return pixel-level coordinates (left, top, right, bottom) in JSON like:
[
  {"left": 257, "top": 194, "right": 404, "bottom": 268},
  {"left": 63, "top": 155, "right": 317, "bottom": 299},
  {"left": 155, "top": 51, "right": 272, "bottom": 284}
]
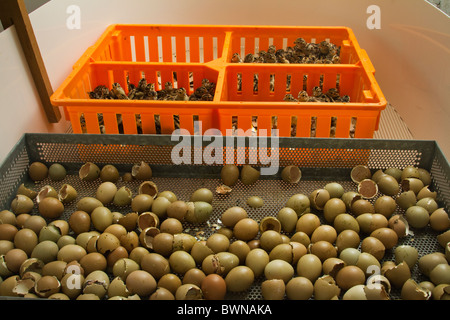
[
  {"left": 84, "top": 77, "right": 216, "bottom": 134},
  {"left": 88, "top": 77, "right": 216, "bottom": 102},
  {"left": 231, "top": 37, "right": 341, "bottom": 65},
  {"left": 283, "top": 86, "right": 350, "bottom": 103}
]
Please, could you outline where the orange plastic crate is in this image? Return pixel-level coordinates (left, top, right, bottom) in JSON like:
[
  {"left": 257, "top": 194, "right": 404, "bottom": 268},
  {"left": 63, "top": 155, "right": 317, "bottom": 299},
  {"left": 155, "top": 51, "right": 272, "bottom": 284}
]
[{"left": 51, "top": 24, "right": 386, "bottom": 138}]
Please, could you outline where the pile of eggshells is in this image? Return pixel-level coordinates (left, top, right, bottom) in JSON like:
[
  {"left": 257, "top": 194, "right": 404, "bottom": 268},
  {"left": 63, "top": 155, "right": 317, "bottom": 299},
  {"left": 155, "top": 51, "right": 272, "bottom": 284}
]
[{"left": 0, "top": 161, "right": 449, "bottom": 300}]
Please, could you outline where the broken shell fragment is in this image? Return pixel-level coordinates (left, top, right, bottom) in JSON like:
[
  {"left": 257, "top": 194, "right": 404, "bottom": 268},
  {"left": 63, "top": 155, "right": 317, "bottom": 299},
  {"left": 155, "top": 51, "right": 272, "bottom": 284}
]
[
  {"left": 259, "top": 216, "right": 282, "bottom": 233},
  {"left": 137, "top": 212, "right": 160, "bottom": 232},
  {"left": 240, "top": 165, "right": 260, "bottom": 185},
  {"left": 58, "top": 184, "right": 78, "bottom": 203},
  {"left": 216, "top": 185, "right": 232, "bottom": 195},
  {"left": 131, "top": 161, "right": 152, "bottom": 180},
  {"left": 281, "top": 166, "right": 302, "bottom": 184},
  {"left": 79, "top": 162, "right": 100, "bottom": 181},
  {"left": 138, "top": 181, "right": 159, "bottom": 199},
  {"left": 16, "top": 184, "right": 38, "bottom": 200},
  {"left": 10, "top": 194, "right": 34, "bottom": 214},
  {"left": 113, "top": 186, "right": 132, "bottom": 207},
  {"left": 357, "top": 179, "right": 378, "bottom": 199},
  {"left": 401, "top": 278, "right": 431, "bottom": 300},
  {"left": 350, "top": 165, "right": 372, "bottom": 183}
]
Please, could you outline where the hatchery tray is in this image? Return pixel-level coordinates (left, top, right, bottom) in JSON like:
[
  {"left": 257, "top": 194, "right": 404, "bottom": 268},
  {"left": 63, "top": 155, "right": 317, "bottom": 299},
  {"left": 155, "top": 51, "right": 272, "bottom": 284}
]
[{"left": 0, "top": 134, "right": 449, "bottom": 300}]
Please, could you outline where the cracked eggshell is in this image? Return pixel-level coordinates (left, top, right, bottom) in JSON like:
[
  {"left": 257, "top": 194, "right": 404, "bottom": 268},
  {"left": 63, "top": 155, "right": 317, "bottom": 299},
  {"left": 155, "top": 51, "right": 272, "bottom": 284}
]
[
  {"left": 309, "top": 189, "right": 330, "bottom": 211},
  {"left": 112, "top": 258, "right": 141, "bottom": 281},
  {"left": 383, "top": 261, "right": 411, "bottom": 289},
  {"left": 313, "top": 275, "right": 341, "bottom": 300},
  {"left": 240, "top": 165, "right": 260, "bottom": 185},
  {"left": 16, "top": 184, "right": 38, "bottom": 200},
  {"left": 401, "top": 278, "right": 431, "bottom": 300},
  {"left": 76, "top": 197, "right": 104, "bottom": 214},
  {"left": 79, "top": 162, "right": 100, "bottom": 181},
  {"left": 0, "top": 275, "right": 21, "bottom": 296},
  {"left": 221, "top": 164, "right": 239, "bottom": 186},
  {"left": 245, "top": 248, "right": 269, "bottom": 278},
  {"left": 225, "top": 266, "right": 254, "bottom": 293},
  {"left": 28, "top": 162, "right": 48, "bottom": 181},
  {"left": 100, "top": 164, "right": 120, "bottom": 183},
  {"left": 10, "top": 195, "right": 34, "bottom": 215},
  {"left": 394, "top": 245, "right": 419, "bottom": 270},
  {"left": 35, "top": 275, "right": 61, "bottom": 298},
  {"left": 113, "top": 186, "right": 133, "bottom": 207},
  {"left": 83, "top": 270, "right": 110, "bottom": 299},
  {"left": 131, "top": 194, "right": 154, "bottom": 214},
  {"left": 295, "top": 213, "right": 320, "bottom": 238},
  {"left": 131, "top": 161, "right": 152, "bottom": 180},
  {"left": 429, "top": 208, "right": 450, "bottom": 231},
  {"left": 175, "top": 283, "right": 203, "bottom": 300},
  {"left": 95, "top": 182, "right": 117, "bottom": 205},
  {"left": 108, "top": 276, "right": 131, "bottom": 298},
  {"left": 429, "top": 263, "right": 450, "bottom": 285},
  {"left": 388, "top": 214, "right": 409, "bottom": 238},
  {"left": 342, "top": 284, "right": 367, "bottom": 300},
  {"left": 281, "top": 166, "right": 302, "bottom": 184},
  {"left": 138, "top": 181, "right": 159, "bottom": 199}
]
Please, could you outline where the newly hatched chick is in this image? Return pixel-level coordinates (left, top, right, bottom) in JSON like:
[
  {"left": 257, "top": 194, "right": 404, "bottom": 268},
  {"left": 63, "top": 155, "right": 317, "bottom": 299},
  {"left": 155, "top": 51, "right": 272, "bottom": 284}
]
[
  {"left": 297, "top": 90, "right": 309, "bottom": 102},
  {"left": 175, "top": 88, "right": 189, "bottom": 101},
  {"left": 244, "top": 53, "right": 255, "bottom": 63},
  {"left": 111, "top": 83, "right": 129, "bottom": 100},
  {"left": 231, "top": 53, "right": 243, "bottom": 63},
  {"left": 283, "top": 94, "right": 298, "bottom": 102}
]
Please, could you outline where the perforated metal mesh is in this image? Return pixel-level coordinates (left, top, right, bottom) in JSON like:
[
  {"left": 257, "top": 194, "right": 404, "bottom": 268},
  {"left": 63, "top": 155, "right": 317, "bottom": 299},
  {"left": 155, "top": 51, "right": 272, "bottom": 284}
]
[{"left": 0, "top": 134, "right": 448, "bottom": 300}]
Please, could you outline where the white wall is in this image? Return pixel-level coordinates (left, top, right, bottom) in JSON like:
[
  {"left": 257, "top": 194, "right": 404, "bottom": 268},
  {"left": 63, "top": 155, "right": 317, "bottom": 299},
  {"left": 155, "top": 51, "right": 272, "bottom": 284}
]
[{"left": 0, "top": 0, "right": 449, "bottom": 162}]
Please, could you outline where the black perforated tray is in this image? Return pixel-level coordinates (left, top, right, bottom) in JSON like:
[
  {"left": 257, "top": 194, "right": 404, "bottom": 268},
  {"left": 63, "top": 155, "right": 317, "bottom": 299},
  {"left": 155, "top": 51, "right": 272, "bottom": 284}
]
[{"left": 0, "top": 133, "right": 449, "bottom": 300}]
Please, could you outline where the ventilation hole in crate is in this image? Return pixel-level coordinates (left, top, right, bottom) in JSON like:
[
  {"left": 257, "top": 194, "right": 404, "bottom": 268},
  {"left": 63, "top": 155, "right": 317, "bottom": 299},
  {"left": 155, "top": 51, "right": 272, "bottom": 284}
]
[
  {"left": 350, "top": 117, "right": 357, "bottom": 138},
  {"left": 185, "top": 36, "right": 190, "bottom": 63},
  {"left": 330, "top": 117, "right": 337, "bottom": 138},
  {"left": 143, "top": 36, "right": 150, "bottom": 62},
  {"left": 135, "top": 114, "right": 142, "bottom": 134},
  {"left": 271, "top": 116, "right": 278, "bottom": 130},
  {"left": 252, "top": 116, "right": 258, "bottom": 133},
  {"left": 286, "top": 74, "right": 292, "bottom": 92},
  {"left": 319, "top": 74, "right": 324, "bottom": 89},
  {"left": 253, "top": 73, "right": 259, "bottom": 93},
  {"left": 117, "top": 114, "right": 124, "bottom": 134},
  {"left": 232, "top": 116, "right": 238, "bottom": 134},
  {"left": 336, "top": 74, "right": 341, "bottom": 91},
  {"left": 199, "top": 37, "right": 204, "bottom": 63},
  {"left": 172, "top": 72, "right": 178, "bottom": 89},
  {"left": 269, "top": 74, "right": 275, "bottom": 93},
  {"left": 154, "top": 114, "right": 161, "bottom": 134},
  {"left": 130, "top": 35, "right": 136, "bottom": 62},
  {"left": 174, "top": 115, "right": 180, "bottom": 130},
  {"left": 282, "top": 38, "right": 288, "bottom": 50},
  {"left": 80, "top": 113, "right": 87, "bottom": 133},
  {"left": 188, "top": 71, "right": 194, "bottom": 92},
  {"left": 254, "top": 37, "right": 260, "bottom": 54},
  {"left": 212, "top": 37, "right": 218, "bottom": 60},
  {"left": 96, "top": 113, "right": 104, "bottom": 134},
  {"left": 311, "top": 117, "right": 317, "bottom": 137},
  {"left": 193, "top": 115, "right": 200, "bottom": 135},
  {"left": 157, "top": 36, "right": 163, "bottom": 62},
  {"left": 237, "top": 73, "right": 243, "bottom": 92},
  {"left": 291, "top": 116, "right": 298, "bottom": 137},
  {"left": 171, "top": 36, "right": 177, "bottom": 62},
  {"left": 303, "top": 74, "right": 308, "bottom": 91},
  {"left": 155, "top": 71, "right": 162, "bottom": 89},
  {"left": 240, "top": 37, "right": 245, "bottom": 58}
]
